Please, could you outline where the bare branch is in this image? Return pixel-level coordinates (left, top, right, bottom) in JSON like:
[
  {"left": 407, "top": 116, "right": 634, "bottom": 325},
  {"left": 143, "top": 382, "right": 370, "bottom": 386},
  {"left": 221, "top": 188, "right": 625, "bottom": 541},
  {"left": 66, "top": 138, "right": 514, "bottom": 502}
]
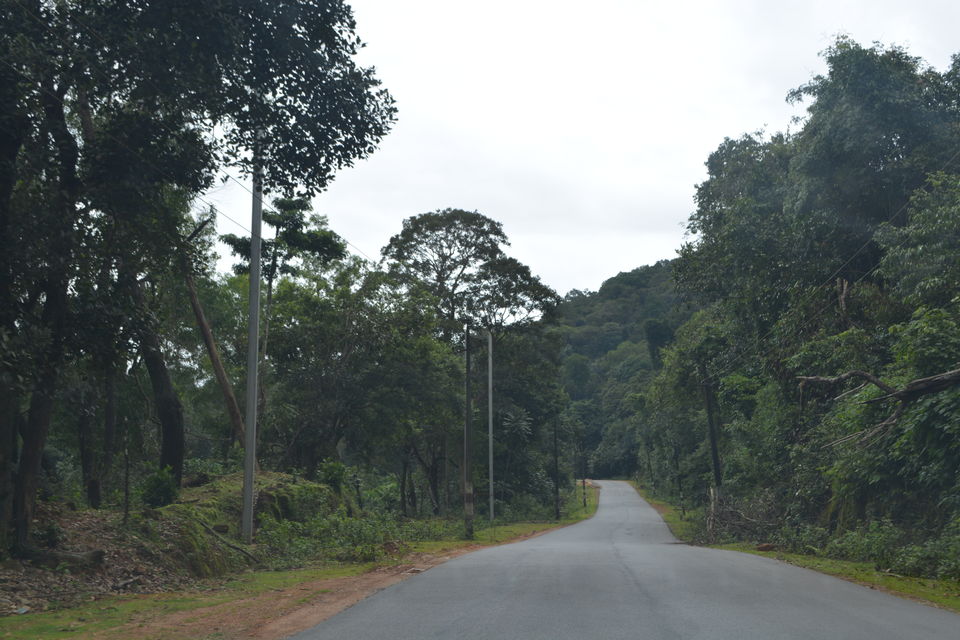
[
  {"left": 798, "top": 370, "right": 898, "bottom": 396},
  {"left": 804, "top": 368, "right": 960, "bottom": 447}
]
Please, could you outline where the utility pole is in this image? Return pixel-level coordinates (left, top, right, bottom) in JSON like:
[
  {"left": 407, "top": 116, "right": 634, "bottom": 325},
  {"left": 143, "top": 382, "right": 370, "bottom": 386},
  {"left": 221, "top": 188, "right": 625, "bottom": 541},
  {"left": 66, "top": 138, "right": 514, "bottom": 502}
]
[
  {"left": 463, "top": 323, "right": 474, "bottom": 539},
  {"left": 698, "top": 363, "right": 723, "bottom": 490},
  {"left": 487, "top": 330, "right": 494, "bottom": 524},
  {"left": 553, "top": 418, "right": 560, "bottom": 520},
  {"left": 241, "top": 146, "right": 263, "bottom": 544},
  {"left": 581, "top": 452, "right": 587, "bottom": 509}
]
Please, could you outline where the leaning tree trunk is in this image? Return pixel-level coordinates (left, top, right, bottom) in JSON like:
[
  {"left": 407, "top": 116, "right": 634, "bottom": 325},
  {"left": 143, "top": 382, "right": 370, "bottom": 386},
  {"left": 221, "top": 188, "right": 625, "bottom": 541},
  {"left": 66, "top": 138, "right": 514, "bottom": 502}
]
[{"left": 180, "top": 257, "right": 246, "bottom": 448}]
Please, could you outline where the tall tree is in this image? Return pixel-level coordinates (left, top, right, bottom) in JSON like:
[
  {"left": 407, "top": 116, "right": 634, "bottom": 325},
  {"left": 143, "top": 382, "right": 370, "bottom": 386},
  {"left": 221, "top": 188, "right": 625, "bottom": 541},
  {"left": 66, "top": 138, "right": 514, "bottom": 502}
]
[
  {"left": 0, "top": 0, "right": 394, "bottom": 556},
  {"left": 381, "top": 208, "right": 558, "bottom": 337}
]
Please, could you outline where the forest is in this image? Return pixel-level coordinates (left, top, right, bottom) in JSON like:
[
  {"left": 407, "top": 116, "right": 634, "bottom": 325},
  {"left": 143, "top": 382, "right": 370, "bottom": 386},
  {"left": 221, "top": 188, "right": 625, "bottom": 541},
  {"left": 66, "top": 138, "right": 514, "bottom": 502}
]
[
  {"left": 4, "top": 0, "right": 960, "bottom": 593},
  {"left": 565, "top": 38, "right": 960, "bottom": 579},
  {"left": 1, "top": 0, "right": 576, "bottom": 575}
]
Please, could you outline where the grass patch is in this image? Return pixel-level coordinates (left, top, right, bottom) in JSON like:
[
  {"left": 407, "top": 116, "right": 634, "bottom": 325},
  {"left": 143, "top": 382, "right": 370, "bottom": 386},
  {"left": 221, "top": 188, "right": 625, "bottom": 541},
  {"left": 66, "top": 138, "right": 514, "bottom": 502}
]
[
  {"left": 715, "top": 542, "right": 960, "bottom": 614},
  {"left": 624, "top": 482, "right": 960, "bottom": 613},
  {"left": 628, "top": 481, "right": 700, "bottom": 541},
  {"left": 0, "top": 564, "right": 369, "bottom": 640},
  {"left": 1, "top": 487, "right": 599, "bottom": 639},
  {"left": 406, "top": 482, "right": 600, "bottom": 553}
]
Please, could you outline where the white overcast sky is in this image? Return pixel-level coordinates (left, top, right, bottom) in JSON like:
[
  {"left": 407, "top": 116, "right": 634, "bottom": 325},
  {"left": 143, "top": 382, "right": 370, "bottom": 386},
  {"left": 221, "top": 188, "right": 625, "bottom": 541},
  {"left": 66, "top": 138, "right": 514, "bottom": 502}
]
[{"left": 204, "top": 0, "right": 960, "bottom": 295}]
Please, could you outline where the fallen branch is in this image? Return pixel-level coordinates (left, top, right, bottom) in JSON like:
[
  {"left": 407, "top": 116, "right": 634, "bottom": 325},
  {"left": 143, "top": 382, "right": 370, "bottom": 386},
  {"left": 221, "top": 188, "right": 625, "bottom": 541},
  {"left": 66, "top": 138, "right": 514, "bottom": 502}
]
[
  {"left": 798, "top": 370, "right": 897, "bottom": 396},
  {"left": 867, "top": 367, "right": 960, "bottom": 403},
  {"left": 19, "top": 547, "right": 105, "bottom": 570},
  {"left": 200, "top": 523, "right": 259, "bottom": 563},
  {"left": 833, "top": 382, "right": 868, "bottom": 402},
  {"left": 799, "top": 367, "right": 960, "bottom": 445}
]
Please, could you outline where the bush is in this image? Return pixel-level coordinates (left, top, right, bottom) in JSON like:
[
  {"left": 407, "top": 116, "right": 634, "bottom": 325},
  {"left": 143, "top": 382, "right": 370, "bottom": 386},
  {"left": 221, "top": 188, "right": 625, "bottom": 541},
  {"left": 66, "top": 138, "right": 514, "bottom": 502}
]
[
  {"left": 257, "top": 508, "right": 463, "bottom": 569},
  {"left": 824, "top": 520, "right": 903, "bottom": 568},
  {"left": 774, "top": 524, "right": 830, "bottom": 555},
  {"left": 891, "top": 518, "right": 960, "bottom": 580},
  {"left": 140, "top": 467, "right": 180, "bottom": 507}
]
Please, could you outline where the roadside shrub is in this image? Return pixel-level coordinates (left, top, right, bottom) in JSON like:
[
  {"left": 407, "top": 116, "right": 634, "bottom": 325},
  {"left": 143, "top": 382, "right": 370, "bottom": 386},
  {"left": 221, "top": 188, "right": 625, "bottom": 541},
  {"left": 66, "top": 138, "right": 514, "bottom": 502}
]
[
  {"left": 774, "top": 524, "right": 830, "bottom": 554},
  {"left": 824, "top": 520, "right": 903, "bottom": 568},
  {"left": 140, "top": 467, "right": 180, "bottom": 507},
  {"left": 183, "top": 457, "right": 235, "bottom": 478},
  {"left": 257, "top": 509, "right": 463, "bottom": 569},
  {"left": 891, "top": 518, "right": 960, "bottom": 580},
  {"left": 318, "top": 460, "right": 348, "bottom": 493}
]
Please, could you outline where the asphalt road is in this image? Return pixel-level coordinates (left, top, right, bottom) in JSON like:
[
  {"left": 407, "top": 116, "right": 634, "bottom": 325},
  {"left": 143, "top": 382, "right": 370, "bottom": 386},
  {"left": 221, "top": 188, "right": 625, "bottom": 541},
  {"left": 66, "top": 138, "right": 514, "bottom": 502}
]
[{"left": 291, "top": 480, "right": 959, "bottom": 639}]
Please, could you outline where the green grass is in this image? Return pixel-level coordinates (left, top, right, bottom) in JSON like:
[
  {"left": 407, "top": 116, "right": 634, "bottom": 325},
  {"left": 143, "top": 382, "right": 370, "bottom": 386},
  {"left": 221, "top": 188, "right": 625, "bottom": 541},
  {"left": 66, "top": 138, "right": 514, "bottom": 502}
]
[
  {"left": 407, "top": 483, "right": 600, "bottom": 553},
  {"left": 624, "top": 481, "right": 960, "bottom": 614},
  {"left": 0, "top": 487, "right": 599, "bottom": 639},
  {"left": 715, "top": 542, "right": 960, "bottom": 614},
  {"left": 628, "top": 481, "right": 701, "bottom": 541},
  {"left": 0, "top": 564, "right": 370, "bottom": 640}
]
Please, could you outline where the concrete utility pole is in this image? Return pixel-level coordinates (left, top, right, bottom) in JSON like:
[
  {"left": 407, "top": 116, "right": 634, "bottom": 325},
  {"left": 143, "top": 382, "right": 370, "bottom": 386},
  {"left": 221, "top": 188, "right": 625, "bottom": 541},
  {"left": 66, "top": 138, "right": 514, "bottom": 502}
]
[
  {"left": 463, "top": 324, "right": 475, "bottom": 539},
  {"left": 241, "top": 149, "right": 264, "bottom": 544},
  {"left": 553, "top": 418, "right": 561, "bottom": 520},
  {"left": 487, "top": 330, "right": 494, "bottom": 524}
]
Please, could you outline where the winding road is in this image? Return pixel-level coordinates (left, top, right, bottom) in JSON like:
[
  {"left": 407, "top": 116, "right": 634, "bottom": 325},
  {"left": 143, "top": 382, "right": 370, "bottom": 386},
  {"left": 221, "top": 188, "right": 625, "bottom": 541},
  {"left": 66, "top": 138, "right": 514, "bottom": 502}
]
[{"left": 291, "top": 480, "right": 959, "bottom": 639}]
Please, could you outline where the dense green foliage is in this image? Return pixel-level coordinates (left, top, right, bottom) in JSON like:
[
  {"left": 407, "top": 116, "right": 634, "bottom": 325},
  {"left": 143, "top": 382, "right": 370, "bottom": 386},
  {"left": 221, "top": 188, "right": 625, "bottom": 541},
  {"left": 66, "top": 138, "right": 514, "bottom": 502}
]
[
  {"left": 1, "top": 2, "right": 574, "bottom": 563},
  {"left": 563, "top": 39, "right": 960, "bottom": 578}
]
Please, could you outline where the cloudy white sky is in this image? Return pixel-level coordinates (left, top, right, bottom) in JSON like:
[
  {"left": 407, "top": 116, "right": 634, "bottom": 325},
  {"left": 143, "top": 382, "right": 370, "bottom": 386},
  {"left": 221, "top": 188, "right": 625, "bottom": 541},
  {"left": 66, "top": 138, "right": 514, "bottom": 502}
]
[{"left": 205, "top": 0, "right": 960, "bottom": 295}]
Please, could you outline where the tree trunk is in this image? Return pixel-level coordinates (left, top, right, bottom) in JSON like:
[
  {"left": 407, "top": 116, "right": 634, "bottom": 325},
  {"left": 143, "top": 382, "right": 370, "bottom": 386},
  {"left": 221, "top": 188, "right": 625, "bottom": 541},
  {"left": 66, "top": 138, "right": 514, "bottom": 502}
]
[
  {"left": 10, "top": 70, "right": 80, "bottom": 554},
  {"left": 411, "top": 442, "right": 442, "bottom": 515},
  {"left": 137, "top": 285, "right": 185, "bottom": 484},
  {"left": 77, "top": 402, "right": 99, "bottom": 508},
  {"left": 99, "top": 368, "right": 118, "bottom": 504},
  {"left": 17, "top": 364, "right": 59, "bottom": 549},
  {"left": 180, "top": 259, "right": 246, "bottom": 447},
  {"left": 441, "top": 433, "right": 449, "bottom": 515},
  {"left": 0, "top": 382, "right": 21, "bottom": 556},
  {"left": 408, "top": 472, "right": 418, "bottom": 515},
  {"left": 699, "top": 365, "right": 723, "bottom": 490},
  {"left": 399, "top": 458, "right": 408, "bottom": 517}
]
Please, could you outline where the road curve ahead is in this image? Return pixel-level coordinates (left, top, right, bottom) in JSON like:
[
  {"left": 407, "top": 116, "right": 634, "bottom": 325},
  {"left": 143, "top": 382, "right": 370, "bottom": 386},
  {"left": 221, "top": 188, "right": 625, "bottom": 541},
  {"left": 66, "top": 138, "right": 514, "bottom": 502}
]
[{"left": 291, "top": 480, "right": 958, "bottom": 640}]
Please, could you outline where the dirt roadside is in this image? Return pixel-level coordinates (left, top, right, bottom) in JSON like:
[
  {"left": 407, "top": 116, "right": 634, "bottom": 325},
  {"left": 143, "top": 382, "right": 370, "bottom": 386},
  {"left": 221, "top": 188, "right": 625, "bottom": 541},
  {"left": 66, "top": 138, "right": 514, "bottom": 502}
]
[
  {"left": 92, "top": 547, "right": 478, "bottom": 640},
  {"left": 98, "top": 526, "right": 570, "bottom": 640}
]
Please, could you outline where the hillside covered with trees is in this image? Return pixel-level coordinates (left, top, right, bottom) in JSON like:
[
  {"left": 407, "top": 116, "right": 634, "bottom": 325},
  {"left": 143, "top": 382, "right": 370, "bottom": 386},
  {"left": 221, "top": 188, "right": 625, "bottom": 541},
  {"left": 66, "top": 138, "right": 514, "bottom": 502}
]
[{"left": 561, "top": 38, "right": 960, "bottom": 579}]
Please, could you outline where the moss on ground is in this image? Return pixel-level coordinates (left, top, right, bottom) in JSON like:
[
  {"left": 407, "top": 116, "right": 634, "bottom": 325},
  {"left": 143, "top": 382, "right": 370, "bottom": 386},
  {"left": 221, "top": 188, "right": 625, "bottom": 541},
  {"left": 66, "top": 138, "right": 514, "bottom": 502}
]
[{"left": 137, "top": 472, "right": 340, "bottom": 579}]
